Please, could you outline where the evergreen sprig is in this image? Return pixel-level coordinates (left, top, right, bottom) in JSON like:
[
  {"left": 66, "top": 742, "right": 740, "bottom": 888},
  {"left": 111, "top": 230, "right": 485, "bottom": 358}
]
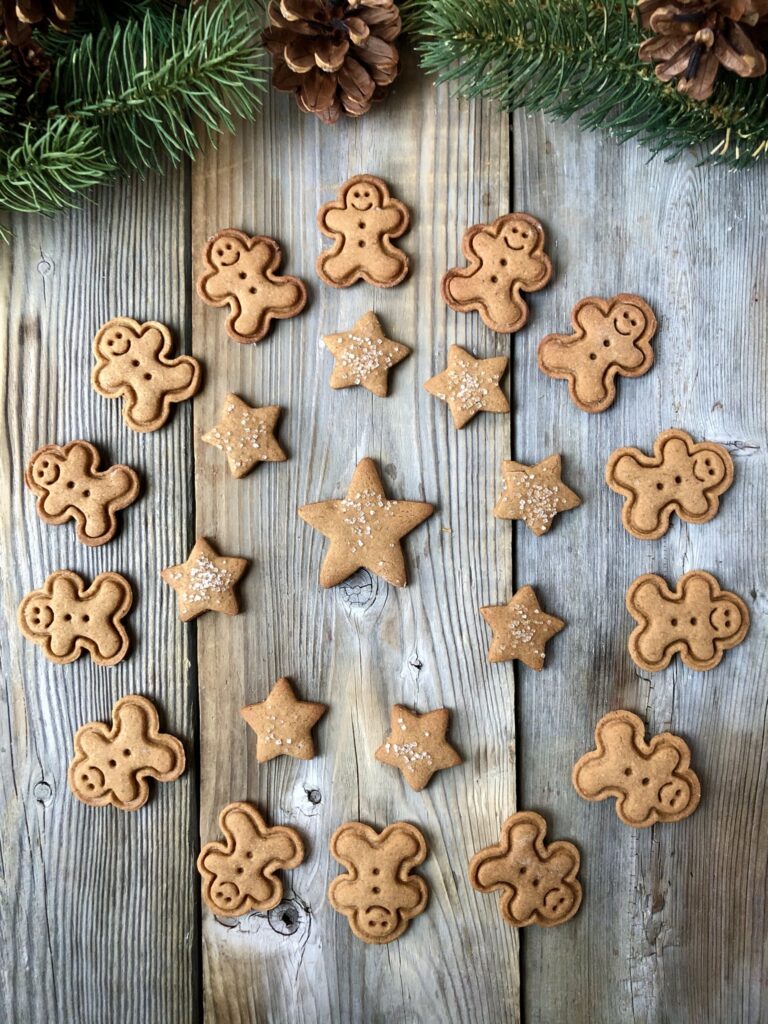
[
  {"left": 1, "top": 0, "right": 266, "bottom": 237},
  {"left": 403, "top": 0, "right": 768, "bottom": 167}
]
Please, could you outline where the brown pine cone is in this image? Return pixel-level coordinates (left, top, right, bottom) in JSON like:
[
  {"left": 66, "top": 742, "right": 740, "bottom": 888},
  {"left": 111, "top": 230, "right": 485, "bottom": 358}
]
[
  {"left": 262, "top": 0, "right": 401, "bottom": 124},
  {"left": 638, "top": 0, "right": 768, "bottom": 100},
  {"left": 2, "top": 0, "right": 75, "bottom": 46}
]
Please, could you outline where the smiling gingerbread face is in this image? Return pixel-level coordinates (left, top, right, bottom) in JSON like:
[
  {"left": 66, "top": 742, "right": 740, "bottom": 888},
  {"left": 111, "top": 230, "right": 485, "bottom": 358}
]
[
  {"left": 209, "top": 233, "right": 246, "bottom": 269},
  {"left": 345, "top": 180, "right": 384, "bottom": 213},
  {"left": 499, "top": 215, "right": 539, "bottom": 255}
]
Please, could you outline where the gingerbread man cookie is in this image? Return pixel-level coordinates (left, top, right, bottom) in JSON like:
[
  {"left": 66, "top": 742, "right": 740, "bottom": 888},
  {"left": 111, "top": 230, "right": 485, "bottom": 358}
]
[
  {"left": 197, "top": 802, "right": 305, "bottom": 917},
  {"left": 328, "top": 821, "right": 429, "bottom": 944},
  {"left": 572, "top": 710, "right": 700, "bottom": 827},
  {"left": 316, "top": 174, "right": 410, "bottom": 288},
  {"left": 18, "top": 570, "right": 132, "bottom": 666},
  {"left": 441, "top": 213, "right": 553, "bottom": 333},
  {"left": 605, "top": 429, "right": 734, "bottom": 540},
  {"left": 537, "top": 294, "right": 657, "bottom": 413},
  {"left": 468, "top": 811, "right": 582, "bottom": 928},
  {"left": 626, "top": 570, "right": 749, "bottom": 672},
  {"left": 92, "top": 317, "right": 201, "bottom": 432},
  {"left": 25, "top": 440, "right": 139, "bottom": 546},
  {"left": 68, "top": 695, "right": 185, "bottom": 812},
  {"left": 197, "top": 229, "right": 307, "bottom": 344}
]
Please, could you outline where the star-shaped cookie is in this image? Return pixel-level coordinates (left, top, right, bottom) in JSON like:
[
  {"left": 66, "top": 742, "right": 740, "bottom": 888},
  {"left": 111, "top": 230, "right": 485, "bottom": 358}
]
[
  {"left": 480, "top": 586, "right": 565, "bottom": 670},
  {"left": 375, "top": 705, "right": 462, "bottom": 791},
  {"left": 424, "top": 345, "right": 509, "bottom": 428},
  {"left": 201, "top": 394, "right": 287, "bottom": 479},
  {"left": 298, "top": 457, "right": 434, "bottom": 588},
  {"left": 322, "top": 312, "right": 411, "bottom": 397},
  {"left": 494, "top": 455, "right": 581, "bottom": 536},
  {"left": 240, "top": 678, "right": 326, "bottom": 762},
  {"left": 161, "top": 537, "right": 248, "bottom": 621}
]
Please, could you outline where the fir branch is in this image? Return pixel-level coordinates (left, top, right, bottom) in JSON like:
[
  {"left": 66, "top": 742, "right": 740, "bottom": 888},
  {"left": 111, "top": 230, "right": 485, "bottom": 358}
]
[
  {"left": 47, "top": 0, "right": 266, "bottom": 172},
  {"left": 404, "top": 0, "right": 768, "bottom": 166},
  {"left": 0, "top": 50, "right": 17, "bottom": 127}
]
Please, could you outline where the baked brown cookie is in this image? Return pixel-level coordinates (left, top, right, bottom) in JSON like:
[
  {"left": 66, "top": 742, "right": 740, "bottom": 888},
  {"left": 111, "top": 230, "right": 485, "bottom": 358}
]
[
  {"left": 493, "top": 454, "right": 580, "bottom": 536},
  {"left": 201, "top": 394, "right": 287, "bottom": 479},
  {"left": 161, "top": 537, "right": 248, "bottom": 622},
  {"left": 92, "top": 317, "right": 201, "bottom": 432},
  {"left": 197, "top": 802, "right": 305, "bottom": 916},
  {"left": 441, "top": 213, "right": 552, "bottom": 333},
  {"left": 375, "top": 705, "right": 461, "bottom": 791},
  {"left": 328, "top": 821, "right": 429, "bottom": 944},
  {"left": 18, "top": 570, "right": 132, "bottom": 666},
  {"left": 197, "top": 229, "right": 307, "bottom": 344},
  {"left": 605, "top": 429, "right": 734, "bottom": 540},
  {"left": 25, "top": 440, "right": 139, "bottom": 546},
  {"left": 322, "top": 311, "right": 410, "bottom": 396},
  {"left": 468, "top": 811, "right": 581, "bottom": 928},
  {"left": 626, "top": 570, "right": 749, "bottom": 672},
  {"left": 298, "top": 457, "right": 434, "bottom": 588},
  {"left": 68, "top": 695, "right": 185, "bottom": 811},
  {"left": 317, "top": 174, "right": 410, "bottom": 288},
  {"left": 537, "top": 294, "right": 657, "bottom": 413},
  {"left": 423, "top": 345, "right": 509, "bottom": 428},
  {"left": 572, "top": 710, "right": 700, "bottom": 827},
  {"left": 240, "top": 677, "right": 326, "bottom": 762},
  {"left": 480, "top": 586, "right": 565, "bottom": 670}
]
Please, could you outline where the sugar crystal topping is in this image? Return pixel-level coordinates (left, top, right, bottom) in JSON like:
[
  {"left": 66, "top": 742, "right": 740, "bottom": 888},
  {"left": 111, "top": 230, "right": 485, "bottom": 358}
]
[
  {"left": 436, "top": 365, "right": 496, "bottom": 412},
  {"left": 337, "top": 332, "right": 400, "bottom": 385},
  {"left": 340, "top": 487, "right": 396, "bottom": 552},
  {"left": 208, "top": 403, "right": 268, "bottom": 470},
  {"left": 383, "top": 716, "right": 435, "bottom": 774},
  {"left": 175, "top": 554, "right": 236, "bottom": 606},
  {"left": 503, "top": 472, "right": 562, "bottom": 531}
]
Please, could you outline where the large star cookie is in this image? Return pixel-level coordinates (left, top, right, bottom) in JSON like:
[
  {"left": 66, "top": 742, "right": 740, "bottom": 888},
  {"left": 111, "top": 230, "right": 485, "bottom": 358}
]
[
  {"left": 322, "top": 311, "right": 410, "bottom": 397},
  {"left": 424, "top": 345, "right": 509, "bottom": 429},
  {"left": 375, "top": 705, "right": 462, "bottom": 791},
  {"left": 480, "top": 586, "right": 565, "bottom": 670},
  {"left": 298, "top": 457, "right": 434, "bottom": 588},
  {"left": 240, "top": 677, "right": 326, "bottom": 762},
  {"left": 202, "top": 394, "right": 287, "bottom": 479},
  {"left": 494, "top": 455, "right": 581, "bottom": 536},
  {"left": 161, "top": 537, "right": 248, "bottom": 621}
]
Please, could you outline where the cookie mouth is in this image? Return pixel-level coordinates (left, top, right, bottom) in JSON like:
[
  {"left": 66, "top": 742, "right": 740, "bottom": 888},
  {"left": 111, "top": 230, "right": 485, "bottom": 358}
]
[
  {"left": 218, "top": 251, "right": 241, "bottom": 267},
  {"left": 612, "top": 315, "right": 640, "bottom": 336},
  {"left": 351, "top": 200, "right": 374, "bottom": 211},
  {"left": 503, "top": 237, "right": 525, "bottom": 251},
  {"left": 692, "top": 455, "right": 722, "bottom": 483}
]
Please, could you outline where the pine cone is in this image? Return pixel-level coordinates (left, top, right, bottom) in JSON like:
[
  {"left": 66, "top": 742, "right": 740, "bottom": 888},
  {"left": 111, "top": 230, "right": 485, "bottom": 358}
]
[
  {"left": 638, "top": 0, "right": 768, "bottom": 100},
  {"left": 1, "top": 0, "right": 75, "bottom": 46},
  {"left": 262, "top": 0, "right": 401, "bottom": 124}
]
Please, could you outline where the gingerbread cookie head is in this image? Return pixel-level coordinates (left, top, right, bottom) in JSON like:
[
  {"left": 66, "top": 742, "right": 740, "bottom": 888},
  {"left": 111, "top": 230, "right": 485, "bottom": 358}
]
[
  {"left": 25, "top": 440, "right": 140, "bottom": 546},
  {"left": 538, "top": 294, "right": 657, "bottom": 413},
  {"left": 68, "top": 695, "right": 185, "bottom": 811},
  {"left": 468, "top": 811, "right": 581, "bottom": 928},
  {"left": 572, "top": 710, "right": 700, "bottom": 827},
  {"left": 197, "top": 230, "right": 307, "bottom": 344},
  {"left": 328, "top": 821, "right": 429, "bottom": 944},
  {"left": 441, "top": 213, "right": 552, "bottom": 333},
  {"left": 197, "top": 802, "right": 305, "bottom": 917},
  {"left": 316, "top": 174, "right": 410, "bottom": 288},
  {"left": 606, "top": 429, "right": 733, "bottom": 540},
  {"left": 18, "top": 570, "right": 132, "bottom": 666},
  {"left": 92, "top": 317, "right": 201, "bottom": 432},
  {"left": 626, "top": 570, "right": 749, "bottom": 672}
]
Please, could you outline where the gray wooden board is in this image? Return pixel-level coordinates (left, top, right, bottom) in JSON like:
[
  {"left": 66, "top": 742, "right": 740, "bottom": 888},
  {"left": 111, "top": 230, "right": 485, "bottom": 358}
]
[
  {"left": 1, "top": 44, "right": 766, "bottom": 1024},
  {"left": 0, "top": 169, "right": 199, "bottom": 1024},
  {"left": 513, "top": 111, "right": 768, "bottom": 1024}
]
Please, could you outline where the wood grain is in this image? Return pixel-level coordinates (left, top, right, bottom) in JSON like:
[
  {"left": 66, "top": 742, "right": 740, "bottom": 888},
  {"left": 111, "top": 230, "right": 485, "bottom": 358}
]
[
  {"left": 0, "top": 168, "right": 199, "bottom": 1024},
  {"left": 191, "top": 51, "right": 517, "bottom": 1023},
  {"left": 513, "top": 112, "right": 768, "bottom": 1024}
]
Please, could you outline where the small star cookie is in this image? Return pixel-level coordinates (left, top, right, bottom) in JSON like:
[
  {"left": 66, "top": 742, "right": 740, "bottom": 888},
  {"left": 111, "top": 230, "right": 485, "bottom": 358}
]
[
  {"left": 202, "top": 394, "right": 287, "bottom": 479},
  {"left": 161, "top": 537, "right": 248, "bottom": 621},
  {"left": 480, "top": 586, "right": 565, "bottom": 670},
  {"left": 424, "top": 345, "right": 509, "bottom": 429},
  {"left": 298, "top": 457, "right": 434, "bottom": 588},
  {"left": 322, "top": 311, "right": 410, "bottom": 397},
  {"left": 240, "top": 678, "right": 327, "bottom": 762},
  {"left": 494, "top": 455, "right": 581, "bottom": 536},
  {"left": 375, "top": 705, "right": 461, "bottom": 791}
]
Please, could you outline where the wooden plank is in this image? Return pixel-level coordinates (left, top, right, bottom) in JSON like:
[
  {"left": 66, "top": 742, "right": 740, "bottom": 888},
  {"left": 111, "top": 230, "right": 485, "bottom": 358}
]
[
  {"left": 0, "top": 169, "right": 199, "bottom": 1024},
  {"left": 513, "top": 113, "right": 768, "bottom": 1023},
  {"left": 191, "top": 51, "right": 517, "bottom": 1022}
]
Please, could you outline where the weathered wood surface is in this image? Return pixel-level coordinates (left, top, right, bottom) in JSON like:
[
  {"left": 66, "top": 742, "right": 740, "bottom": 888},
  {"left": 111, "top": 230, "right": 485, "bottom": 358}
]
[
  {"left": 2, "top": 43, "right": 767, "bottom": 1024},
  {"left": 191, "top": 50, "right": 515, "bottom": 1024},
  {"left": 514, "top": 113, "right": 768, "bottom": 1024},
  {"left": 0, "top": 170, "right": 199, "bottom": 1022}
]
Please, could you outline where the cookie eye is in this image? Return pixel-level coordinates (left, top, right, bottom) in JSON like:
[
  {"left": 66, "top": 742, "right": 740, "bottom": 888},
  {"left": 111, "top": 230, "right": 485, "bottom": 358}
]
[
  {"left": 690, "top": 616, "right": 697, "bottom": 625},
  {"left": 225, "top": 243, "right": 232, "bottom": 250},
  {"left": 64, "top": 613, "right": 71, "bottom": 621},
  {"left": 674, "top": 475, "right": 682, "bottom": 484},
  {"left": 589, "top": 353, "right": 597, "bottom": 360},
  {"left": 364, "top": 191, "right": 370, "bottom": 198},
  {"left": 656, "top": 482, "right": 663, "bottom": 490},
  {"left": 239, "top": 272, "right": 246, "bottom": 279},
  {"left": 603, "top": 338, "right": 610, "bottom": 347},
  {"left": 108, "top": 759, "right": 117, "bottom": 767},
  {"left": 670, "top": 617, "right": 678, "bottom": 626},
  {"left": 358, "top": 240, "right": 366, "bottom": 248},
  {"left": 371, "top": 886, "right": 380, "bottom": 894},
  {"left": 131, "top": 359, "right": 140, "bottom": 367},
  {"left": 82, "top": 489, "right": 90, "bottom": 497},
  {"left": 641, "top": 777, "right": 650, "bottom": 786},
  {"left": 216, "top": 249, "right": 223, "bottom": 256},
  {"left": 249, "top": 286, "right": 257, "bottom": 294},
  {"left": 499, "top": 258, "right": 507, "bottom": 266},
  {"left": 532, "top": 878, "right": 540, "bottom": 888},
  {"left": 144, "top": 373, "right": 152, "bottom": 381},
  {"left": 372, "top": 867, "right": 380, "bottom": 876},
  {"left": 66, "top": 481, "right": 75, "bottom": 489},
  {"left": 624, "top": 767, "right": 632, "bottom": 776},
  {"left": 519, "top": 865, "right": 527, "bottom": 874},
  {"left": 82, "top": 614, "right": 90, "bottom": 622},
  {"left": 490, "top": 274, "right": 498, "bottom": 283},
  {"left": 115, "top": 332, "right": 123, "bottom": 340},
  {"left": 353, "top": 191, "right": 360, "bottom": 198},
  {"left": 522, "top": 231, "right": 529, "bottom": 238},
  {"left": 358, "top": 221, "right": 365, "bottom": 229},
  {"left": 511, "top": 226, "right": 518, "bottom": 234},
  {"left": 123, "top": 748, "right": 131, "bottom": 757}
]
